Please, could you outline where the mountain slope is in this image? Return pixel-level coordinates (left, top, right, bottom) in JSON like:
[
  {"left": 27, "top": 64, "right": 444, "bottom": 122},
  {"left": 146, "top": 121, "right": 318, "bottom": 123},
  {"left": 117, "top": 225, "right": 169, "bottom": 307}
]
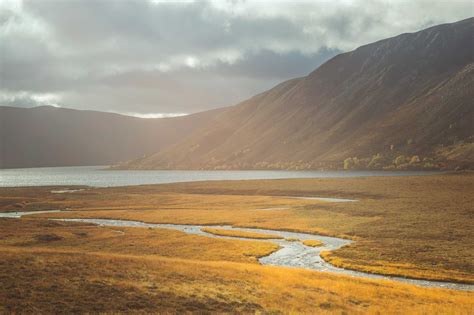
[
  {"left": 0, "top": 106, "right": 220, "bottom": 168},
  {"left": 122, "top": 18, "right": 474, "bottom": 170}
]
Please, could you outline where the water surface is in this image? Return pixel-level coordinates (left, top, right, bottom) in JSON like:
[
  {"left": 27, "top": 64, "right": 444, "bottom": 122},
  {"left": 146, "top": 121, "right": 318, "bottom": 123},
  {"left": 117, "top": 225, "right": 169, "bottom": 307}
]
[{"left": 0, "top": 166, "right": 441, "bottom": 187}]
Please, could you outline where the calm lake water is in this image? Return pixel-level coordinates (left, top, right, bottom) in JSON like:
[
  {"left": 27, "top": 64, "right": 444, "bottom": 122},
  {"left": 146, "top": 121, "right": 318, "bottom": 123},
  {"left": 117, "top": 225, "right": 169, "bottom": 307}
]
[{"left": 0, "top": 166, "right": 441, "bottom": 188}]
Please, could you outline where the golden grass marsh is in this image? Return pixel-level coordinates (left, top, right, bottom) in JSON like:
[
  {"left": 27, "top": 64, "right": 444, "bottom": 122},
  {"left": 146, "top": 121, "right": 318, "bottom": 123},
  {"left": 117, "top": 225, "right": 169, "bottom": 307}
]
[
  {"left": 201, "top": 227, "right": 283, "bottom": 239},
  {"left": 7, "top": 173, "right": 470, "bottom": 283},
  {"left": 0, "top": 219, "right": 473, "bottom": 314},
  {"left": 0, "top": 219, "right": 279, "bottom": 264},
  {"left": 1, "top": 173, "right": 473, "bottom": 313}
]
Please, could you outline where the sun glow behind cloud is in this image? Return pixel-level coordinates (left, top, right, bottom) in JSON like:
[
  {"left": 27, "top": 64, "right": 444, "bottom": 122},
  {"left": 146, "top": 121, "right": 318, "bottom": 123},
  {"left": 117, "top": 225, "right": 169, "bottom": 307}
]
[
  {"left": 30, "top": 93, "right": 61, "bottom": 107},
  {"left": 125, "top": 112, "right": 189, "bottom": 119}
]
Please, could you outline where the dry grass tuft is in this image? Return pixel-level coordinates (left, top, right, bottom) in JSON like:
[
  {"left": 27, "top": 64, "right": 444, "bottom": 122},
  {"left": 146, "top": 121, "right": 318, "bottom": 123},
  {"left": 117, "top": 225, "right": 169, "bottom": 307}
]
[
  {"left": 303, "top": 239, "right": 324, "bottom": 247},
  {"left": 201, "top": 227, "right": 283, "bottom": 239}
]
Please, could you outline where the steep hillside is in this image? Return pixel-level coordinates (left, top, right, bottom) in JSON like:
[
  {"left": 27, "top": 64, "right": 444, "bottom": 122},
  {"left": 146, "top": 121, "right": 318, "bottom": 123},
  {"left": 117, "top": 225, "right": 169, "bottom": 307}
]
[
  {"left": 0, "top": 106, "right": 219, "bottom": 168},
  {"left": 122, "top": 18, "right": 474, "bottom": 170}
]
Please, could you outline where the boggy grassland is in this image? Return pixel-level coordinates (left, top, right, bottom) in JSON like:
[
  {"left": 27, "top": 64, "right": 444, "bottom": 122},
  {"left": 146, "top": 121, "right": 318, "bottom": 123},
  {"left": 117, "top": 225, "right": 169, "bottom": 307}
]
[
  {"left": 0, "top": 173, "right": 473, "bottom": 313},
  {"left": 0, "top": 218, "right": 473, "bottom": 314}
]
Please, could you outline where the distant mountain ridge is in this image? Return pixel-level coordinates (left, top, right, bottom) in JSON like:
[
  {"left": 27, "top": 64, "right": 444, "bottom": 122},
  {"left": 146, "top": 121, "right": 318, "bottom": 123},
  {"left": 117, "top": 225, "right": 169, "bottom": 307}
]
[
  {"left": 0, "top": 105, "right": 219, "bottom": 168},
  {"left": 120, "top": 18, "right": 474, "bottom": 170}
]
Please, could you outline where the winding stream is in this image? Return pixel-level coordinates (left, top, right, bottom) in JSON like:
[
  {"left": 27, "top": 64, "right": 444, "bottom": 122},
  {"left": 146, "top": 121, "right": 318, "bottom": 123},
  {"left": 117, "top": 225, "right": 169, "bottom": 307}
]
[{"left": 1, "top": 210, "right": 472, "bottom": 291}]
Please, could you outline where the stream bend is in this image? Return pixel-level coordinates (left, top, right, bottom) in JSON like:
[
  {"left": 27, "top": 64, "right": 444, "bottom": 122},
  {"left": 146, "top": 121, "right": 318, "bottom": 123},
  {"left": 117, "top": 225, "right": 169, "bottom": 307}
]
[{"left": 1, "top": 211, "right": 472, "bottom": 291}]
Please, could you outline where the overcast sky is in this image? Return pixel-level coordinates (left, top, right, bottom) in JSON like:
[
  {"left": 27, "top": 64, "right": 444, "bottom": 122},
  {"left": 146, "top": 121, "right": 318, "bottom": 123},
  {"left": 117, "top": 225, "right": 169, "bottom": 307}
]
[{"left": 0, "top": 0, "right": 472, "bottom": 117}]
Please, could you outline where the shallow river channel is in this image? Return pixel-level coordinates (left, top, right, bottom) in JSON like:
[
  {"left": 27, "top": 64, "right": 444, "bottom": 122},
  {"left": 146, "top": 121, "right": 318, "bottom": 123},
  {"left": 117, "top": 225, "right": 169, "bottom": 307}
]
[{"left": 1, "top": 210, "right": 472, "bottom": 291}]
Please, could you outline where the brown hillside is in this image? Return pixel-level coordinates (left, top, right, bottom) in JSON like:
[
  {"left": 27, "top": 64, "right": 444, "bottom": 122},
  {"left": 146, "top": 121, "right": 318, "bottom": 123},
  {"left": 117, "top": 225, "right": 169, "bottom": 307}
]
[{"left": 122, "top": 18, "right": 474, "bottom": 170}]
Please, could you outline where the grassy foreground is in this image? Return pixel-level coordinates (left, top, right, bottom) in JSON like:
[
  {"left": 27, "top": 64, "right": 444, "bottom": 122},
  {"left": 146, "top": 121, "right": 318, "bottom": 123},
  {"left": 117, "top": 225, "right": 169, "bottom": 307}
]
[
  {"left": 3, "top": 173, "right": 471, "bottom": 283},
  {"left": 0, "top": 218, "right": 473, "bottom": 314},
  {"left": 0, "top": 173, "right": 473, "bottom": 312}
]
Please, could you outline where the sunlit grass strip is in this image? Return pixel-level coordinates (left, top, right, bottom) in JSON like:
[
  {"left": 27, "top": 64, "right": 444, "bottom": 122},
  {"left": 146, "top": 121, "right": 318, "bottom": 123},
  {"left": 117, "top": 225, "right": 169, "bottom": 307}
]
[
  {"left": 201, "top": 228, "right": 283, "bottom": 239},
  {"left": 303, "top": 240, "right": 324, "bottom": 247},
  {"left": 320, "top": 250, "right": 474, "bottom": 284}
]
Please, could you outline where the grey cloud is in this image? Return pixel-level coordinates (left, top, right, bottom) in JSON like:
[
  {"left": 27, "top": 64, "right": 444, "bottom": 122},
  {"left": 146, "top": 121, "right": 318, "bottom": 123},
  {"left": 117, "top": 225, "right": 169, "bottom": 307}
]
[
  {"left": 61, "top": 73, "right": 278, "bottom": 114},
  {"left": 211, "top": 48, "right": 341, "bottom": 80},
  {"left": 1, "top": 0, "right": 473, "bottom": 115},
  {"left": 0, "top": 94, "right": 41, "bottom": 108}
]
